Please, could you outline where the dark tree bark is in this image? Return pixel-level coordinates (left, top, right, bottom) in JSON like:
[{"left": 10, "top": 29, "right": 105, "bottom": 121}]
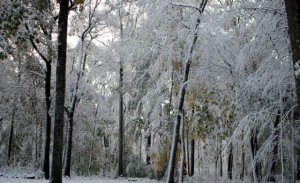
[
  {"left": 250, "top": 128, "right": 261, "bottom": 181},
  {"left": 268, "top": 113, "right": 281, "bottom": 182},
  {"left": 179, "top": 110, "right": 185, "bottom": 183},
  {"left": 186, "top": 124, "right": 190, "bottom": 176},
  {"left": 284, "top": 1, "right": 300, "bottom": 107},
  {"left": 284, "top": 0, "right": 300, "bottom": 180},
  {"left": 64, "top": 110, "right": 74, "bottom": 177},
  {"left": 147, "top": 135, "right": 151, "bottom": 147},
  {"left": 227, "top": 144, "right": 233, "bottom": 180},
  {"left": 189, "top": 139, "right": 195, "bottom": 176},
  {"left": 215, "top": 158, "right": 218, "bottom": 178},
  {"left": 118, "top": 1, "right": 125, "bottom": 177},
  {"left": 43, "top": 49, "right": 52, "bottom": 180},
  {"left": 240, "top": 149, "right": 245, "bottom": 180},
  {"left": 220, "top": 145, "right": 223, "bottom": 177},
  {"left": 50, "top": 0, "right": 69, "bottom": 182},
  {"left": 118, "top": 64, "right": 124, "bottom": 176},
  {"left": 7, "top": 105, "right": 16, "bottom": 166},
  {"left": 146, "top": 135, "right": 151, "bottom": 165}
]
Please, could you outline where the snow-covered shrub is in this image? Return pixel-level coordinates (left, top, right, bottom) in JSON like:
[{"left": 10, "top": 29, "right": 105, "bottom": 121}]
[{"left": 125, "top": 155, "right": 148, "bottom": 178}]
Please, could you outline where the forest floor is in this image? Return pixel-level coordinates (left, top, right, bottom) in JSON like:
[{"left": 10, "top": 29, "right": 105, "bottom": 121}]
[
  {"left": 1, "top": 176, "right": 300, "bottom": 183},
  {"left": 0, "top": 167, "right": 163, "bottom": 182},
  {"left": 0, "top": 176, "right": 162, "bottom": 183},
  {"left": 1, "top": 168, "right": 299, "bottom": 183}
]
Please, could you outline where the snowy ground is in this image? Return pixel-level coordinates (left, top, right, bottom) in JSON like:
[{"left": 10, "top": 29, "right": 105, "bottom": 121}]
[
  {"left": 0, "top": 166, "right": 164, "bottom": 183},
  {"left": 1, "top": 168, "right": 299, "bottom": 183},
  {"left": 1, "top": 176, "right": 300, "bottom": 183},
  {"left": 0, "top": 176, "right": 162, "bottom": 183},
  {"left": 0, "top": 176, "right": 273, "bottom": 183}
]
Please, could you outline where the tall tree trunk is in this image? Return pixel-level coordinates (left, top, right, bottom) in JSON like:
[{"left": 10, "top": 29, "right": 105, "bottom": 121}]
[
  {"left": 240, "top": 148, "right": 245, "bottom": 180},
  {"left": 146, "top": 134, "right": 151, "bottom": 165},
  {"left": 64, "top": 53, "right": 83, "bottom": 177},
  {"left": 118, "top": 64, "right": 124, "bottom": 176},
  {"left": 35, "top": 116, "right": 38, "bottom": 168},
  {"left": 220, "top": 149, "right": 223, "bottom": 177},
  {"left": 62, "top": 121, "right": 68, "bottom": 170},
  {"left": 64, "top": 111, "right": 74, "bottom": 177},
  {"left": 43, "top": 59, "right": 52, "bottom": 180},
  {"left": 7, "top": 103, "right": 17, "bottom": 166},
  {"left": 284, "top": 0, "right": 300, "bottom": 180},
  {"left": 50, "top": 0, "right": 69, "bottom": 182},
  {"left": 28, "top": 21, "right": 53, "bottom": 179},
  {"left": 7, "top": 59, "right": 21, "bottom": 166},
  {"left": 118, "top": 0, "right": 124, "bottom": 177},
  {"left": 250, "top": 128, "right": 261, "bottom": 182},
  {"left": 190, "top": 139, "right": 195, "bottom": 176},
  {"left": 166, "top": 1, "right": 208, "bottom": 181},
  {"left": 179, "top": 110, "right": 185, "bottom": 183},
  {"left": 227, "top": 144, "right": 233, "bottom": 180},
  {"left": 215, "top": 158, "right": 218, "bottom": 179},
  {"left": 186, "top": 119, "right": 190, "bottom": 176},
  {"left": 268, "top": 113, "right": 281, "bottom": 182}
]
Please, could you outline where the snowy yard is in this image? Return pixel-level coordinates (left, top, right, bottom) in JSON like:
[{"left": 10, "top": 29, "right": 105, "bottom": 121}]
[
  {"left": 1, "top": 171, "right": 300, "bottom": 183},
  {"left": 0, "top": 177, "right": 162, "bottom": 183},
  {"left": 0, "top": 168, "right": 162, "bottom": 183}
]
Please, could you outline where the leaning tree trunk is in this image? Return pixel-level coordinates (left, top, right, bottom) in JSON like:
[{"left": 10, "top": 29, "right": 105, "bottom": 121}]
[
  {"left": 179, "top": 110, "right": 186, "bottom": 183},
  {"left": 28, "top": 23, "right": 53, "bottom": 180},
  {"left": 284, "top": 0, "right": 300, "bottom": 180},
  {"left": 50, "top": 0, "right": 69, "bottom": 182},
  {"left": 186, "top": 118, "right": 190, "bottom": 176},
  {"left": 64, "top": 50, "right": 84, "bottom": 177},
  {"left": 64, "top": 13, "right": 90, "bottom": 176},
  {"left": 166, "top": 1, "right": 208, "bottom": 182}
]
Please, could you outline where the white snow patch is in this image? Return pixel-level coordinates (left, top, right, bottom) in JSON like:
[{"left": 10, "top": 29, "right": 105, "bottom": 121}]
[{"left": 0, "top": 177, "right": 162, "bottom": 183}]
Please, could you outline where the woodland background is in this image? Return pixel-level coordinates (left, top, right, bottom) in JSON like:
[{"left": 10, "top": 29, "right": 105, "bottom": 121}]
[{"left": 0, "top": 0, "right": 299, "bottom": 183}]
